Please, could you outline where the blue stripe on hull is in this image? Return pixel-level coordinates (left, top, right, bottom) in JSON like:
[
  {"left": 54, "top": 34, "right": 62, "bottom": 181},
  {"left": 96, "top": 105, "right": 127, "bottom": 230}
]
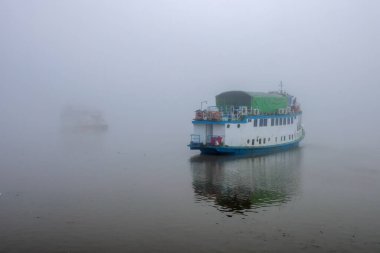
[{"left": 198, "top": 140, "right": 301, "bottom": 156}]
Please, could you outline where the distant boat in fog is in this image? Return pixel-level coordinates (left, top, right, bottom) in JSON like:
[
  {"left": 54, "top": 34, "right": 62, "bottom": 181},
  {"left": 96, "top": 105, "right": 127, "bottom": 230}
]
[
  {"left": 60, "top": 106, "right": 108, "bottom": 132},
  {"left": 189, "top": 87, "right": 305, "bottom": 155}
]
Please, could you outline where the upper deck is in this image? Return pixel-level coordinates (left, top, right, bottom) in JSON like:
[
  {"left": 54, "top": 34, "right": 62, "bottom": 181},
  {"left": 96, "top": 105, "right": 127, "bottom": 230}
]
[{"left": 193, "top": 104, "right": 302, "bottom": 125}]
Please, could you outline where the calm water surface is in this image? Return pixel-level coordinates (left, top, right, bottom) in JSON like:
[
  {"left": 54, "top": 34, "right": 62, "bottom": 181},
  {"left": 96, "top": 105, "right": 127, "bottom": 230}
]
[{"left": 0, "top": 128, "right": 380, "bottom": 252}]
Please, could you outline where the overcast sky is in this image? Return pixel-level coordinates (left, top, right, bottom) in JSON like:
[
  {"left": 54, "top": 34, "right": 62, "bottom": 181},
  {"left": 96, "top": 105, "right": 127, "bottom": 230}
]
[{"left": 1, "top": 0, "right": 379, "bottom": 143}]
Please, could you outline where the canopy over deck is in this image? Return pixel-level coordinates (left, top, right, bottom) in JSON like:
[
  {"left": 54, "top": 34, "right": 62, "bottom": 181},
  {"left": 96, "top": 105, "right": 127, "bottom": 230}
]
[{"left": 215, "top": 91, "right": 289, "bottom": 114}]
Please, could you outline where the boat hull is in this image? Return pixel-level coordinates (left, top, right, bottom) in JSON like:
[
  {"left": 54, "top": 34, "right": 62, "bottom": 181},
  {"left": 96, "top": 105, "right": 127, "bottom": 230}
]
[{"left": 190, "top": 139, "right": 302, "bottom": 156}]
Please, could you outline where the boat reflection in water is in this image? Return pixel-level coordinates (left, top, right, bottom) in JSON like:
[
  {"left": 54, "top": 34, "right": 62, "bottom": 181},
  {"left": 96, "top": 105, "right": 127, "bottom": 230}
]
[{"left": 190, "top": 149, "right": 303, "bottom": 214}]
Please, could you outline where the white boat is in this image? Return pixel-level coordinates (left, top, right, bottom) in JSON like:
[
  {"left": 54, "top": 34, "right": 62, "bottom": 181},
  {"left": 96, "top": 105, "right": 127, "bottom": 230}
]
[
  {"left": 61, "top": 106, "right": 108, "bottom": 132},
  {"left": 188, "top": 90, "right": 305, "bottom": 155}
]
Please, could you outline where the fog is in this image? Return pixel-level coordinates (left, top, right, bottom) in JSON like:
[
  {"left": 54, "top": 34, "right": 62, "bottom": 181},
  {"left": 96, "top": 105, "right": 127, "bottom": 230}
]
[
  {"left": 1, "top": 0, "right": 380, "bottom": 148},
  {"left": 2, "top": 1, "right": 380, "bottom": 251}
]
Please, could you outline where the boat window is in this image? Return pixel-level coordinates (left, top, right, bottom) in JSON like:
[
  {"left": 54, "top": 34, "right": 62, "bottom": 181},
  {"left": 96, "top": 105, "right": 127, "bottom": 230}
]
[
  {"left": 263, "top": 138, "right": 266, "bottom": 144},
  {"left": 279, "top": 118, "right": 283, "bottom": 126},
  {"left": 276, "top": 118, "right": 279, "bottom": 125},
  {"left": 253, "top": 119, "right": 258, "bottom": 127},
  {"left": 259, "top": 139, "right": 261, "bottom": 144},
  {"left": 275, "top": 137, "right": 277, "bottom": 142},
  {"left": 259, "top": 119, "right": 263, "bottom": 127},
  {"left": 237, "top": 124, "right": 240, "bottom": 128},
  {"left": 291, "top": 118, "right": 294, "bottom": 124},
  {"left": 252, "top": 139, "right": 255, "bottom": 146},
  {"left": 268, "top": 138, "right": 270, "bottom": 142},
  {"left": 287, "top": 118, "right": 290, "bottom": 124},
  {"left": 248, "top": 119, "right": 252, "bottom": 122},
  {"left": 227, "top": 124, "right": 230, "bottom": 128},
  {"left": 247, "top": 139, "right": 250, "bottom": 144},
  {"left": 271, "top": 118, "right": 274, "bottom": 126}
]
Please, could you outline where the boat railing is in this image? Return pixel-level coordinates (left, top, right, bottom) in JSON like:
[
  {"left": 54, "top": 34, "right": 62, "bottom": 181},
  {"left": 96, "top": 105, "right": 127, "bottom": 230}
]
[
  {"left": 194, "top": 105, "right": 301, "bottom": 122},
  {"left": 206, "top": 135, "right": 225, "bottom": 146},
  {"left": 194, "top": 106, "right": 245, "bottom": 122},
  {"left": 190, "top": 134, "right": 201, "bottom": 144}
]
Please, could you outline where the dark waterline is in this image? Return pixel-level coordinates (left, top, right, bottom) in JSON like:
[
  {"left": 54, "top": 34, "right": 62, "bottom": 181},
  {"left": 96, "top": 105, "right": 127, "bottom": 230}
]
[{"left": 0, "top": 129, "right": 379, "bottom": 252}]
